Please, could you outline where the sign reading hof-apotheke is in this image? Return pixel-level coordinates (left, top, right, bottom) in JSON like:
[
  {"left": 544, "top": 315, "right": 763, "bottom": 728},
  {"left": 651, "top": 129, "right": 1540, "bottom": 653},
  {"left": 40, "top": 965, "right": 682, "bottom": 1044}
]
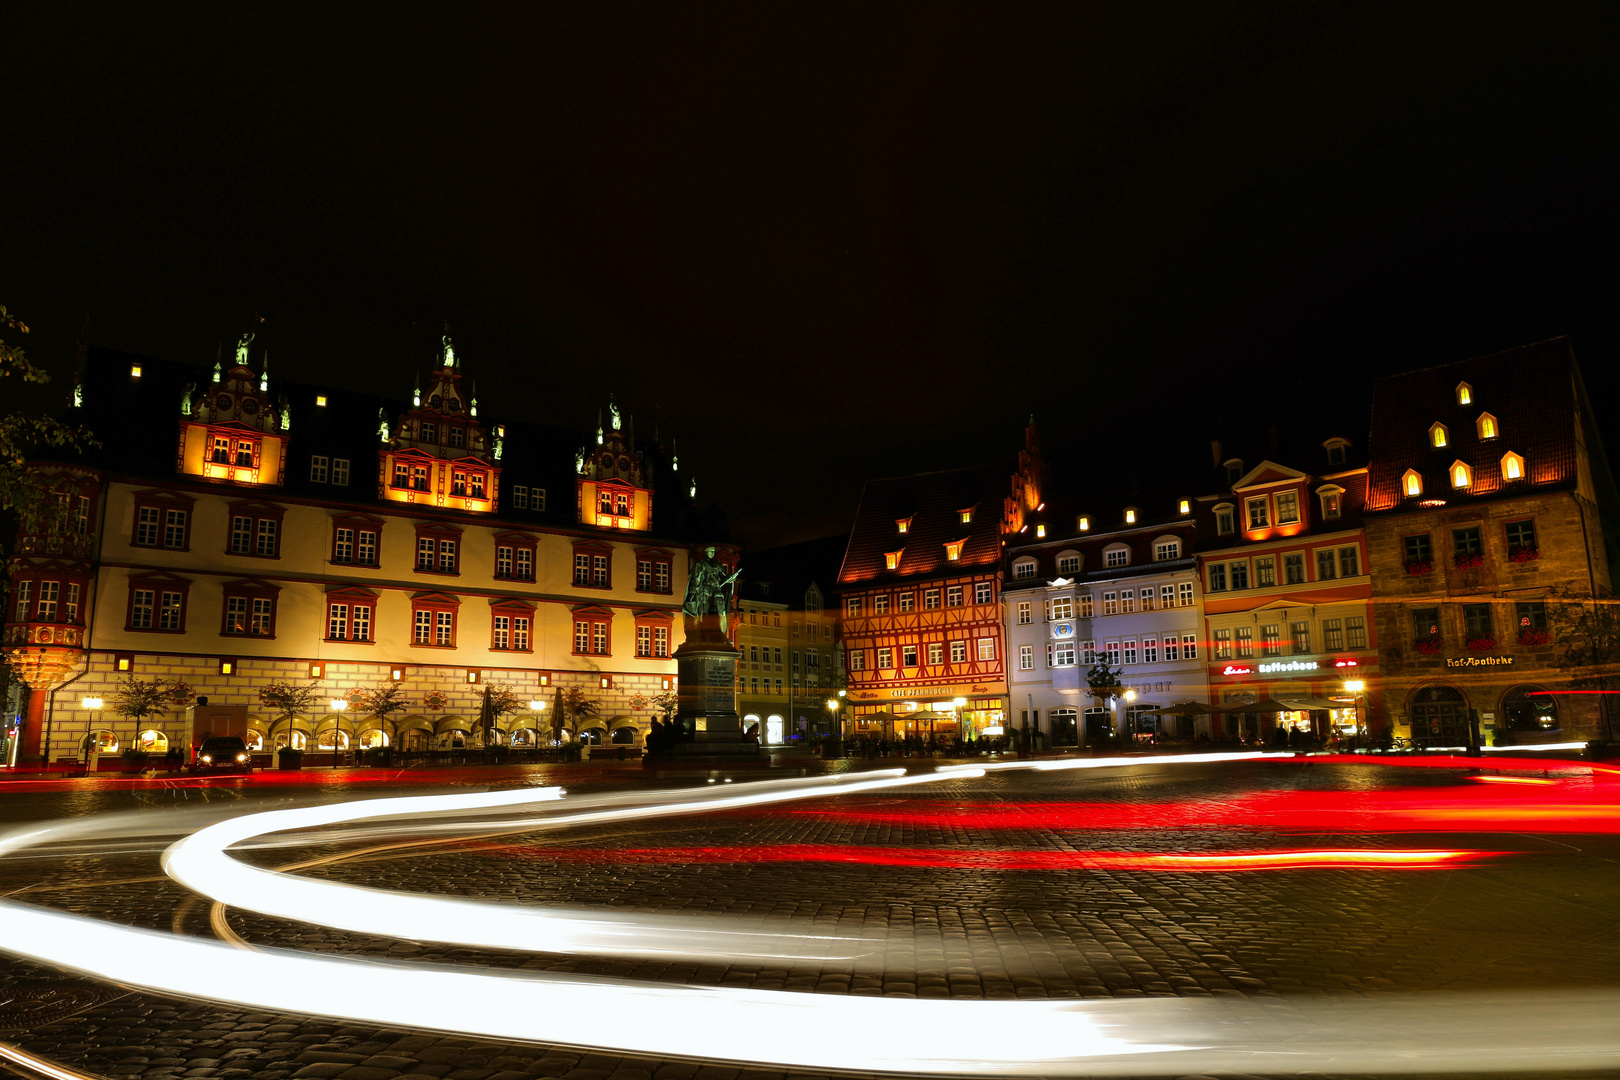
[{"left": 1445, "top": 654, "right": 1517, "bottom": 669}]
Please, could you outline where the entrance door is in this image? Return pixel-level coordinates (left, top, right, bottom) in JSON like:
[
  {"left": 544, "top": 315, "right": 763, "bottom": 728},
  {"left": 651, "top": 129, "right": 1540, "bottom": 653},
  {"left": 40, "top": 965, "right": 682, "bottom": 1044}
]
[{"left": 1410, "top": 685, "right": 1468, "bottom": 746}]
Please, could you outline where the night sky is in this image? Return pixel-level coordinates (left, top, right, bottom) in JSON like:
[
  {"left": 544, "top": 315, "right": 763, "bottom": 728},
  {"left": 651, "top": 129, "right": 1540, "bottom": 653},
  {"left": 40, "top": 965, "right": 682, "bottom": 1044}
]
[{"left": 5, "top": 4, "right": 1619, "bottom": 546}]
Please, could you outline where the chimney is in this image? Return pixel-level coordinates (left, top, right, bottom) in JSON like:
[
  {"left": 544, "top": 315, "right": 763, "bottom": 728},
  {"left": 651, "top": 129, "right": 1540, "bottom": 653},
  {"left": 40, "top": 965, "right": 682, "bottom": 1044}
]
[{"left": 1210, "top": 439, "right": 1223, "bottom": 467}]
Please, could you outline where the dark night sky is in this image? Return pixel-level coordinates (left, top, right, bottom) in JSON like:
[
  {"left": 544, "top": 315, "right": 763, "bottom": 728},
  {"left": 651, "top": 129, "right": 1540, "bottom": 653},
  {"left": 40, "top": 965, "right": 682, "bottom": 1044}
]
[{"left": 5, "top": 3, "right": 1620, "bottom": 546}]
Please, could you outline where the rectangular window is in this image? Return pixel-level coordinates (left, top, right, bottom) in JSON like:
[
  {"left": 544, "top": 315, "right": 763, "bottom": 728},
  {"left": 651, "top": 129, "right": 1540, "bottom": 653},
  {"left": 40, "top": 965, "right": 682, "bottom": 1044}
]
[
  {"left": 235, "top": 440, "right": 254, "bottom": 467},
  {"left": 947, "top": 585, "right": 963, "bottom": 607},
  {"left": 1317, "top": 549, "right": 1337, "bottom": 580},
  {"left": 1138, "top": 587, "right": 1154, "bottom": 611},
  {"left": 850, "top": 650, "right": 866, "bottom": 671},
  {"left": 334, "top": 527, "right": 354, "bottom": 563},
  {"left": 332, "top": 458, "right": 349, "bottom": 486},
  {"left": 419, "top": 538, "right": 437, "bottom": 571},
  {"left": 494, "top": 616, "right": 511, "bottom": 650},
  {"left": 1103, "top": 591, "right": 1118, "bottom": 614},
  {"left": 591, "top": 554, "right": 608, "bottom": 586},
  {"left": 421, "top": 422, "right": 437, "bottom": 443},
  {"left": 515, "top": 549, "right": 533, "bottom": 581},
  {"left": 574, "top": 620, "right": 590, "bottom": 653},
  {"left": 1506, "top": 520, "right": 1537, "bottom": 552},
  {"left": 599, "top": 490, "right": 614, "bottom": 515},
  {"left": 1515, "top": 601, "right": 1547, "bottom": 631},
  {"left": 514, "top": 616, "right": 530, "bottom": 651},
  {"left": 1339, "top": 546, "right": 1360, "bottom": 577},
  {"left": 1213, "top": 628, "right": 1232, "bottom": 659},
  {"left": 1051, "top": 595, "right": 1073, "bottom": 619},
  {"left": 1178, "top": 582, "right": 1194, "bottom": 607},
  {"left": 1261, "top": 624, "right": 1281, "bottom": 656},
  {"left": 411, "top": 465, "right": 428, "bottom": 491},
  {"left": 1463, "top": 603, "right": 1493, "bottom": 640},
  {"left": 1291, "top": 620, "right": 1311, "bottom": 654},
  {"left": 1229, "top": 561, "right": 1248, "bottom": 590},
  {"left": 159, "top": 591, "right": 182, "bottom": 630},
  {"left": 874, "top": 594, "right": 889, "bottom": 615},
  {"left": 394, "top": 461, "right": 411, "bottom": 488},
  {"left": 1019, "top": 643, "right": 1034, "bottom": 670},
  {"left": 451, "top": 471, "right": 468, "bottom": 497},
  {"left": 1216, "top": 508, "right": 1235, "bottom": 535},
  {"left": 1058, "top": 555, "right": 1080, "bottom": 574},
  {"left": 975, "top": 581, "right": 992, "bottom": 605},
  {"left": 1234, "top": 627, "right": 1253, "bottom": 658},
  {"left": 1079, "top": 593, "right": 1095, "bottom": 617},
  {"left": 256, "top": 520, "right": 278, "bottom": 558},
  {"left": 1158, "top": 584, "right": 1174, "bottom": 609},
  {"left": 1413, "top": 607, "right": 1441, "bottom": 643},
  {"left": 470, "top": 473, "right": 486, "bottom": 499},
  {"left": 899, "top": 592, "right": 914, "bottom": 612},
  {"left": 136, "top": 507, "right": 159, "bottom": 546},
  {"left": 950, "top": 640, "right": 966, "bottom": 663},
  {"left": 35, "top": 581, "right": 58, "bottom": 621},
  {"left": 1182, "top": 633, "right": 1198, "bottom": 659},
  {"left": 224, "top": 596, "right": 247, "bottom": 634},
  {"left": 1453, "top": 526, "right": 1483, "bottom": 558},
  {"left": 1275, "top": 490, "right": 1299, "bottom": 524},
  {"left": 847, "top": 597, "right": 862, "bottom": 617},
  {"left": 1323, "top": 618, "right": 1344, "bottom": 651},
  {"left": 417, "top": 610, "right": 434, "bottom": 645},
  {"left": 977, "top": 638, "right": 995, "bottom": 661},
  {"left": 231, "top": 516, "right": 253, "bottom": 554},
  {"left": 928, "top": 641, "right": 943, "bottom": 665},
  {"left": 499, "top": 547, "right": 515, "bottom": 579},
  {"left": 1017, "top": 601, "right": 1032, "bottom": 625},
  {"left": 1105, "top": 548, "right": 1128, "bottom": 568},
  {"left": 1055, "top": 641, "right": 1076, "bottom": 666},
  {"left": 351, "top": 603, "right": 371, "bottom": 641},
  {"left": 1256, "top": 557, "right": 1275, "bottom": 587},
  {"left": 1405, "top": 534, "right": 1432, "bottom": 563},
  {"left": 513, "top": 486, "right": 529, "bottom": 509},
  {"left": 902, "top": 644, "right": 918, "bottom": 667},
  {"left": 328, "top": 603, "right": 348, "bottom": 641},
  {"left": 615, "top": 492, "right": 629, "bottom": 516},
  {"left": 127, "top": 588, "right": 151, "bottom": 627},
  {"left": 636, "top": 624, "right": 651, "bottom": 657},
  {"left": 1082, "top": 639, "right": 1097, "bottom": 663},
  {"left": 1346, "top": 615, "right": 1367, "bottom": 649},
  {"left": 212, "top": 436, "right": 231, "bottom": 464},
  {"left": 1120, "top": 589, "right": 1135, "bottom": 613},
  {"left": 1163, "top": 636, "right": 1179, "bottom": 661},
  {"left": 1142, "top": 636, "right": 1158, "bottom": 663},
  {"left": 1321, "top": 491, "right": 1342, "bottom": 519},
  {"left": 1284, "top": 553, "right": 1306, "bottom": 584},
  {"left": 924, "top": 588, "right": 940, "bottom": 609},
  {"left": 1013, "top": 561, "right": 1036, "bottom": 579},
  {"left": 1247, "top": 497, "right": 1270, "bottom": 529},
  {"left": 251, "top": 598, "right": 273, "bottom": 636},
  {"left": 878, "top": 647, "right": 892, "bottom": 669},
  {"left": 437, "top": 611, "right": 455, "bottom": 646},
  {"left": 449, "top": 427, "right": 464, "bottom": 448},
  {"left": 1154, "top": 541, "right": 1179, "bottom": 562},
  {"left": 1105, "top": 640, "right": 1121, "bottom": 665},
  {"left": 636, "top": 559, "right": 652, "bottom": 589},
  {"left": 64, "top": 582, "right": 80, "bottom": 624},
  {"left": 356, "top": 530, "right": 377, "bottom": 566},
  {"left": 575, "top": 553, "right": 591, "bottom": 586},
  {"left": 1207, "top": 564, "right": 1226, "bottom": 592},
  {"left": 164, "top": 510, "right": 187, "bottom": 549},
  {"left": 310, "top": 456, "right": 329, "bottom": 483}
]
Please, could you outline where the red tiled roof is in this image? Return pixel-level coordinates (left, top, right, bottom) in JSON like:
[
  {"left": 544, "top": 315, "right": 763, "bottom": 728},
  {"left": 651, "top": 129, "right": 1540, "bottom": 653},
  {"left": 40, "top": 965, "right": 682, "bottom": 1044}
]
[
  {"left": 838, "top": 464, "right": 1007, "bottom": 587},
  {"left": 1366, "top": 338, "right": 1578, "bottom": 512}
]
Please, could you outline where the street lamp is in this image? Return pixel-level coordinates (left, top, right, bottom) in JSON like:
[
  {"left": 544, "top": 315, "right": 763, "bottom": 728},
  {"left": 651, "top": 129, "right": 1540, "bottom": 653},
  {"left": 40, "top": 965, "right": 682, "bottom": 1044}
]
[
  {"left": 1123, "top": 687, "right": 1137, "bottom": 740},
  {"left": 328, "top": 698, "right": 348, "bottom": 769},
  {"left": 1344, "top": 680, "right": 1366, "bottom": 742},
  {"left": 528, "top": 699, "right": 546, "bottom": 750},
  {"left": 81, "top": 697, "right": 104, "bottom": 767}
]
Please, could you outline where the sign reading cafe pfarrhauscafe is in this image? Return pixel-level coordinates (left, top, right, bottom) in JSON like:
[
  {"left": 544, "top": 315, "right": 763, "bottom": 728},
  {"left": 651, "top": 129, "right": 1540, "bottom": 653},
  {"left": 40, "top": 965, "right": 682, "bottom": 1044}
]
[{"left": 1444, "top": 654, "right": 1517, "bottom": 669}]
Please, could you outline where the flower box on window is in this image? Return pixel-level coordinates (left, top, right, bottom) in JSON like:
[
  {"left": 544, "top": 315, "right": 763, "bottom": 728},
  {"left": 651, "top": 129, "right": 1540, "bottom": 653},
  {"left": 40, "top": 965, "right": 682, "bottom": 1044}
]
[
  {"left": 1453, "top": 552, "right": 1485, "bottom": 570},
  {"left": 1464, "top": 635, "right": 1498, "bottom": 653},
  {"left": 1413, "top": 639, "right": 1443, "bottom": 656},
  {"left": 1518, "top": 627, "right": 1551, "bottom": 646},
  {"left": 1508, "top": 546, "right": 1540, "bottom": 564},
  {"left": 1404, "top": 559, "right": 1433, "bottom": 576}
]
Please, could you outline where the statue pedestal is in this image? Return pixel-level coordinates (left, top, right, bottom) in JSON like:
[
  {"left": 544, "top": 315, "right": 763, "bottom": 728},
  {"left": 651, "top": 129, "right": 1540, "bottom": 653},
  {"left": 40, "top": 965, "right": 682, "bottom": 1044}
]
[{"left": 659, "top": 623, "right": 762, "bottom": 762}]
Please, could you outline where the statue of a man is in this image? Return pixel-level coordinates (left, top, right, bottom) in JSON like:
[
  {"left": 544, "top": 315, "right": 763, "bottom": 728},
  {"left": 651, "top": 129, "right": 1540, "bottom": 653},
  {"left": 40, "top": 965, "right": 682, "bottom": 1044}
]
[
  {"left": 682, "top": 545, "right": 741, "bottom": 636},
  {"left": 180, "top": 382, "right": 195, "bottom": 415}
]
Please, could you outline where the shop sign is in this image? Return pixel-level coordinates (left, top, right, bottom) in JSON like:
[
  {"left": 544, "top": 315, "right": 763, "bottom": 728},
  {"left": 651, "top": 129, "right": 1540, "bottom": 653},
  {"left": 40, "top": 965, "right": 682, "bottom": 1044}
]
[
  {"left": 1332, "top": 658, "right": 1360, "bottom": 668},
  {"left": 849, "top": 683, "right": 998, "bottom": 701},
  {"left": 1222, "top": 665, "right": 1253, "bottom": 676},
  {"left": 1258, "top": 660, "right": 1318, "bottom": 674},
  {"left": 1445, "top": 655, "right": 1516, "bottom": 669}
]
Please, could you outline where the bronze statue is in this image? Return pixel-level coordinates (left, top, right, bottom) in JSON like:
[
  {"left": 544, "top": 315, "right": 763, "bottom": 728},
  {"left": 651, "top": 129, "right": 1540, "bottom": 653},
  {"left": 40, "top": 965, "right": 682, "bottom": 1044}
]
[{"left": 682, "top": 545, "right": 741, "bottom": 636}]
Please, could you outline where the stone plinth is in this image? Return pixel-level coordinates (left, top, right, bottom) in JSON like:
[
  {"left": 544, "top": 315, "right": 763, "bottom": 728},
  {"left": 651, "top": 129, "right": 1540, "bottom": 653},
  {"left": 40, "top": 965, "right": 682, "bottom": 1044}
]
[{"left": 664, "top": 620, "right": 761, "bottom": 761}]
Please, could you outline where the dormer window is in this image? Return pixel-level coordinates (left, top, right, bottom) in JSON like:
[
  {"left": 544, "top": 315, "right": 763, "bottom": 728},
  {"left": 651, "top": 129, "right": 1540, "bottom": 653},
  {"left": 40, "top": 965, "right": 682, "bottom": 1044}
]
[
  {"left": 1035, "top": 523, "right": 1047, "bottom": 538},
  {"left": 1214, "top": 503, "right": 1235, "bottom": 535},
  {"left": 1429, "top": 423, "right": 1448, "bottom": 449},
  {"left": 315, "top": 395, "right": 328, "bottom": 408},
  {"left": 958, "top": 507, "right": 975, "bottom": 525},
  {"left": 1477, "top": 412, "right": 1499, "bottom": 440},
  {"left": 1012, "top": 557, "right": 1038, "bottom": 579},
  {"left": 1077, "top": 515, "right": 1091, "bottom": 531},
  {"left": 885, "top": 550, "right": 902, "bottom": 570},
  {"left": 1456, "top": 382, "right": 1473, "bottom": 405},
  {"left": 1123, "top": 507, "right": 1137, "bottom": 525},
  {"left": 1324, "top": 437, "right": 1350, "bottom": 466},
  {"left": 1317, "top": 485, "right": 1344, "bottom": 520},
  {"left": 1103, "top": 544, "right": 1130, "bottom": 568},
  {"left": 944, "top": 539, "right": 966, "bottom": 562},
  {"left": 896, "top": 516, "right": 912, "bottom": 534},
  {"left": 1402, "top": 469, "right": 1423, "bottom": 497},
  {"left": 1450, "top": 460, "right": 1472, "bottom": 489},
  {"left": 450, "top": 427, "right": 464, "bottom": 448},
  {"left": 1246, "top": 496, "right": 1270, "bottom": 530},
  {"left": 1178, "top": 499, "right": 1190, "bottom": 515},
  {"left": 130, "top": 364, "right": 142, "bottom": 379},
  {"left": 1224, "top": 459, "right": 1244, "bottom": 485},
  {"left": 1056, "top": 550, "right": 1081, "bottom": 575},
  {"left": 1501, "top": 451, "right": 1525, "bottom": 481}
]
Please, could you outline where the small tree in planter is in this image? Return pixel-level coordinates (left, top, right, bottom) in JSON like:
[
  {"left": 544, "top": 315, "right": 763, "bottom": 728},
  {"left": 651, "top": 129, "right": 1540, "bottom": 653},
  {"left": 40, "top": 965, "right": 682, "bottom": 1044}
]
[
  {"left": 479, "top": 683, "right": 524, "bottom": 748},
  {"left": 557, "top": 685, "right": 600, "bottom": 743},
  {"left": 259, "top": 680, "right": 319, "bottom": 749},
  {"left": 1085, "top": 663, "right": 1126, "bottom": 749},
  {"left": 111, "top": 675, "right": 193, "bottom": 767},
  {"left": 356, "top": 683, "right": 412, "bottom": 749}
]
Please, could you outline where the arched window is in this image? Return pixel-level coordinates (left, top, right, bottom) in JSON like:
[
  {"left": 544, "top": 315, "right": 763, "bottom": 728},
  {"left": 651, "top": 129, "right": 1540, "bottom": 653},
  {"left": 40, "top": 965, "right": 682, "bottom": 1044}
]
[
  {"left": 1055, "top": 549, "right": 1081, "bottom": 575},
  {"left": 1012, "top": 556, "right": 1039, "bottom": 580},
  {"left": 1450, "top": 460, "right": 1473, "bottom": 489},
  {"left": 136, "top": 730, "right": 168, "bottom": 753},
  {"left": 1213, "top": 502, "right": 1236, "bottom": 535},
  {"left": 1502, "top": 686, "right": 1558, "bottom": 732},
  {"left": 1501, "top": 451, "right": 1525, "bottom": 481},
  {"left": 1316, "top": 484, "right": 1345, "bottom": 520},
  {"left": 1429, "top": 422, "right": 1449, "bottom": 449},
  {"left": 1477, "top": 412, "right": 1499, "bottom": 440},
  {"left": 1103, "top": 543, "right": 1131, "bottom": 568},
  {"left": 1402, "top": 469, "right": 1423, "bottom": 497},
  {"left": 1151, "top": 536, "right": 1181, "bottom": 561},
  {"left": 1323, "top": 437, "right": 1351, "bottom": 466},
  {"left": 1456, "top": 381, "right": 1473, "bottom": 405}
]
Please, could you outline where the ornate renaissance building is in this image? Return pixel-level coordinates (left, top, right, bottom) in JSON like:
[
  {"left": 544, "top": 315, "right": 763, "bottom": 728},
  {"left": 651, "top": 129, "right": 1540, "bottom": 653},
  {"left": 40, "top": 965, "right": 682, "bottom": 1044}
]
[{"left": 4, "top": 337, "right": 694, "bottom": 764}]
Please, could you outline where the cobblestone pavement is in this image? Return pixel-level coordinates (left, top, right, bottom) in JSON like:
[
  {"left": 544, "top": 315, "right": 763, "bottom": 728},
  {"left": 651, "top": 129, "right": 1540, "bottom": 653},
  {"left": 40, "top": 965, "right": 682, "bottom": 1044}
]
[{"left": 2, "top": 756, "right": 1618, "bottom": 1080}]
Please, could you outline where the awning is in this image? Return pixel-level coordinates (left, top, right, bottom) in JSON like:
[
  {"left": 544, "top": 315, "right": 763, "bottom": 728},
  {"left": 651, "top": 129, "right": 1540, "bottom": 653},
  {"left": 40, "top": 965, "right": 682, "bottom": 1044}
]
[
  {"left": 1274, "top": 696, "right": 1344, "bottom": 710},
  {"left": 1158, "top": 701, "right": 1218, "bottom": 716}
]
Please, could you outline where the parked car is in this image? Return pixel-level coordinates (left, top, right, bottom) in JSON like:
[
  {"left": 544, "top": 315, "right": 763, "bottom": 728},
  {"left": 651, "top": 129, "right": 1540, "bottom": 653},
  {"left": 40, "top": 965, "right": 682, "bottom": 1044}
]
[{"left": 191, "top": 735, "right": 252, "bottom": 773}]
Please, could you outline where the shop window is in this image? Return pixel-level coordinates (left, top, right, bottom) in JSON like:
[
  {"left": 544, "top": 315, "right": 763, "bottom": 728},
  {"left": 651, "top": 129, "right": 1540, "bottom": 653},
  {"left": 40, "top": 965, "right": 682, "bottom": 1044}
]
[{"left": 1503, "top": 686, "right": 1558, "bottom": 731}]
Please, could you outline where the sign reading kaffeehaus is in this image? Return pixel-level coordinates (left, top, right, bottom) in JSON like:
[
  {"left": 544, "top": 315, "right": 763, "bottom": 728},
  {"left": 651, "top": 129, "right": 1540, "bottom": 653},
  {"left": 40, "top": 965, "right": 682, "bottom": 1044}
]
[{"left": 1444, "top": 655, "right": 1516, "bottom": 669}]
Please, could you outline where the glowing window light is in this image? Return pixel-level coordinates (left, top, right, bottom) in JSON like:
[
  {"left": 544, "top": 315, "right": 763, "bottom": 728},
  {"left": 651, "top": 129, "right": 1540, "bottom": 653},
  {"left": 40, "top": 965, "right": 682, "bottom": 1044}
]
[
  {"left": 1178, "top": 499, "right": 1190, "bottom": 515},
  {"left": 1430, "top": 422, "right": 1448, "bottom": 448},
  {"left": 1403, "top": 469, "right": 1423, "bottom": 497},
  {"left": 316, "top": 395, "right": 328, "bottom": 407},
  {"left": 1456, "top": 381, "right": 1473, "bottom": 405},
  {"left": 1124, "top": 508, "right": 1137, "bottom": 524},
  {"left": 1035, "top": 523, "right": 1046, "bottom": 538},
  {"left": 944, "top": 539, "right": 965, "bottom": 561},
  {"left": 1477, "top": 412, "right": 1498, "bottom": 439},
  {"left": 1077, "top": 516, "right": 1090, "bottom": 531},
  {"left": 129, "top": 365, "right": 142, "bottom": 379},
  {"left": 1451, "top": 461, "right": 1472, "bottom": 489},
  {"left": 884, "top": 550, "right": 901, "bottom": 570},
  {"left": 1502, "top": 451, "right": 1524, "bottom": 480}
]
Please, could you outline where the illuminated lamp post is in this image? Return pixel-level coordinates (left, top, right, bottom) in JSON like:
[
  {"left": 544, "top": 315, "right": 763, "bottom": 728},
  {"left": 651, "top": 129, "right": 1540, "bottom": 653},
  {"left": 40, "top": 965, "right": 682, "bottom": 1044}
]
[
  {"left": 81, "top": 697, "right": 104, "bottom": 767},
  {"left": 1124, "top": 687, "right": 1137, "bottom": 742},
  {"left": 328, "top": 699, "right": 348, "bottom": 769},
  {"left": 1344, "top": 681, "right": 1366, "bottom": 743},
  {"left": 952, "top": 697, "right": 967, "bottom": 743},
  {"left": 528, "top": 699, "right": 546, "bottom": 753}
]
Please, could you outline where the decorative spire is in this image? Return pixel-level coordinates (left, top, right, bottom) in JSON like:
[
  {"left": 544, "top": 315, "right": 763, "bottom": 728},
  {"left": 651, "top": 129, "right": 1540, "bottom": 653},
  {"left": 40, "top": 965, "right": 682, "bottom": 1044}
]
[
  {"left": 672, "top": 436, "right": 679, "bottom": 472},
  {"left": 470, "top": 380, "right": 478, "bottom": 418},
  {"left": 213, "top": 342, "right": 222, "bottom": 384},
  {"left": 412, "top": 372, "right": 421, "bottom": 408},
  {"left": 259, "top": 350, "right": 269, "bottom": 392},
  {"left": 596, "top": 409, "right": 604, "bottom": 445}
]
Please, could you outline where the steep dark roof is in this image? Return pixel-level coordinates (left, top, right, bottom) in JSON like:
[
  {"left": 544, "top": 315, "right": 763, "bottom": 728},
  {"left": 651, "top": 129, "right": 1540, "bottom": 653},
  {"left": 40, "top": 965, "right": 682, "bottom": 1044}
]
[
  {"left": 741, "top": 533, "right": 848, "bottom": 608},
  {"left": 1366, "top": 338, "right": 1579, "bottom": 512},
  {"left": 838, "top": 464, "right": 1006, "bottom": 588}
]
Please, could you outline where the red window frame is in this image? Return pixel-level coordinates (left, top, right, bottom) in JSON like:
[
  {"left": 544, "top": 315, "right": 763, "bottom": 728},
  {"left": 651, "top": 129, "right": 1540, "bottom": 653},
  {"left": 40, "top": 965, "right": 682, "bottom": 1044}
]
[
  {"left": 409, "top": 591, "right": 461, "bottom": 648},
  {"left": 125, "top": 571, "right": 191, "bottom": 633},
  {"left": 6, "top": 561, "right": 90, "bottom": 627},
  {"left": 493, "top": 531, "right": 539, "bottom": 582},
  {"left": 633, "top": 608, "right": 674, "bottom": 658},
  {"left": 220, "top": 578, "right": 281, "bottom": 638},
  {"left": 571, "top": 603, "right": 613, "bottom": 656},
  {"left": 130, "top": 489, "right": 196, "bottom": 551},
  {"left": 635, "top": 547, "right": 674, "bottom": 594},
  {"left": 226, "top": 499, "right": 287, "bottom": 559},
  {"left": 331, "top": 512, "right": 384, "bottom": 568},
  {"left": 490, "top": 598, "right": 536, "bottom": 652},
  {"left": 571, "top": 540, "right": 613, "bottom": 589},
  {"left": 323, "top": 585, "right": 378, "bottom": 643},
  {"left": 413, "top": 522, "right": 463, "bottom": 576}
]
